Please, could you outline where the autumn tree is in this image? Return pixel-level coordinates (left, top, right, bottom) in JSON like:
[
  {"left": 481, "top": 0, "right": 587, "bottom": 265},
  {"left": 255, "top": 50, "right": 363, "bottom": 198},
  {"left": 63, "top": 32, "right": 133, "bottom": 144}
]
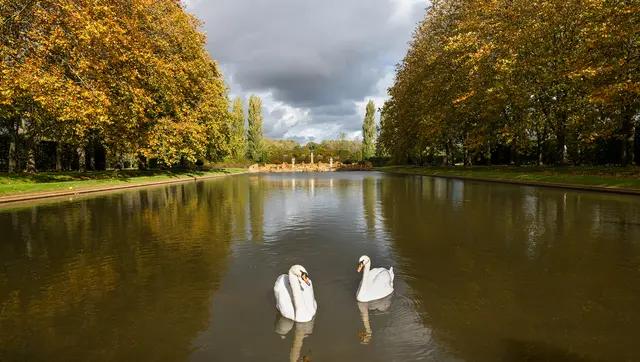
[
  {"left": 379, "top": 0, "right": 639, "bottom": 166},
  {"left": 247, "top": 95, "right": 264, "bottom": 162},
  {"left": 0, "top": 0, "right": 231, "bottom": 171}
]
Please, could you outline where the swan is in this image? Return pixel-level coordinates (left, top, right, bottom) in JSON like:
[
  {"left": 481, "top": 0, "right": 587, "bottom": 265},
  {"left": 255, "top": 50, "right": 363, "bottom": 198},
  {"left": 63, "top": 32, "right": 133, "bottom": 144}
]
[
  {"left": 274, "top": 265, "right": 317, "bottom": 322},
  {"left": 356, "top": 255, "right": 394, "bottom": 302}
]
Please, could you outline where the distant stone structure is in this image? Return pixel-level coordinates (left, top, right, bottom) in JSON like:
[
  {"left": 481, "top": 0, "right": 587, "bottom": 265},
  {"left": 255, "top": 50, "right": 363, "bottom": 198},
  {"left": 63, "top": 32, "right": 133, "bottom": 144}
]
[{"left": 248, "top": 161, "right": 372, "bottom": 173}]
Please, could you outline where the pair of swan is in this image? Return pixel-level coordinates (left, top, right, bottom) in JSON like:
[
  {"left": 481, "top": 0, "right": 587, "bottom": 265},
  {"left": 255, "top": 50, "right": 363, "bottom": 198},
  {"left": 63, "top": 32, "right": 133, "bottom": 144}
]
[{"left": 273, "top": 255, "right": 394, "bottom": 322}]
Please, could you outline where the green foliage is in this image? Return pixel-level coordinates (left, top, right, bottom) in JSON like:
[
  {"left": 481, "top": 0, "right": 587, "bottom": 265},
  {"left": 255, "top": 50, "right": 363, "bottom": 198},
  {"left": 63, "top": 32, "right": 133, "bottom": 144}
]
[
  {"left": 362, "top": 100, "right": 376, "bottom": 159},
  {"left": 247, "top": 95, "right": 264, "bottom": 162},
  {"left": 264, "top": 139, "right": 299, "bottom": 163},
  {"left": 380, "top": 0, "right": 640, "bottom": 166},
  {"left": 263, "top": 138, "right": 363, "bottom": 164},
  {"left": 229, "top": 97, "right": 246, "bottom": 161}
]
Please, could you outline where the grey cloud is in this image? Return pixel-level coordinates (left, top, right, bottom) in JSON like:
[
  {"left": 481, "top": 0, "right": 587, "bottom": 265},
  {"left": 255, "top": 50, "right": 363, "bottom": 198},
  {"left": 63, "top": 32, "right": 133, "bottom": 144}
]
[
  {"left": 312, "top": 102, "right": 358, "bottom": 117},
  {"left": 189, "top": 0, "right": 425, "bottom": 139}
]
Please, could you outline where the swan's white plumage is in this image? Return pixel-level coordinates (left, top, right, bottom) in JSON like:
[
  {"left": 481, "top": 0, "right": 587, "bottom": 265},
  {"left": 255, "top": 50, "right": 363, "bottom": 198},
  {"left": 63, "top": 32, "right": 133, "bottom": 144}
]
[
  {"left": 356, "top": 256, "right": 394, "bottom": 302},
  {"left": 274, "top": 274, "right": 296, "bottom": 320},
  {"left": 274, "top": 265, "right": 317, "bottom": 322}
]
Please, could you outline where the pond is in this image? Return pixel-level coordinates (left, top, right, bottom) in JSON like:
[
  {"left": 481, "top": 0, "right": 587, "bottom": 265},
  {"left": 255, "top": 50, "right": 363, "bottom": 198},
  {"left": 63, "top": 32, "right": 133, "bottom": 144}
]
[{"left": 1, "top": 172, "right": 639, "bottom": 361}]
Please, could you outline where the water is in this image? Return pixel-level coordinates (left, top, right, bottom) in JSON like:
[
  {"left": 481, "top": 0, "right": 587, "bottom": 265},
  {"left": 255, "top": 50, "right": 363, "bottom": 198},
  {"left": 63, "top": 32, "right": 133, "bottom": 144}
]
[{"left": 1, "top": 172, "right": 639, "bottom": 361}]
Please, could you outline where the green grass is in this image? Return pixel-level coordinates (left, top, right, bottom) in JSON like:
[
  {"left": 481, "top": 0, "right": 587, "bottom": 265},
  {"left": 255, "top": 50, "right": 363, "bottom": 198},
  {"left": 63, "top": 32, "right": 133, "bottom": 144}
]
[
  {"left": 0, "top": 168, "right": 246, "bottom": 197},
  {"left": 376, "top": 165, "right": 640, "bottom": 191}
]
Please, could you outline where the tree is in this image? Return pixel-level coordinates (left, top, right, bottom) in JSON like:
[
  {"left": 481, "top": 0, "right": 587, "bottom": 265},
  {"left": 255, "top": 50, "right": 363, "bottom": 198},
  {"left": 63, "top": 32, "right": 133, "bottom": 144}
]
[
  {"left": 228, "top": 97, "right": 246, "bottom": 160},
  {"left": 0, "top": 0, "right": 230, "bottom": 171},
  {"left": 247, "top": 95, "right": 264, "bottom": 162},
  {"left": 362, "top": 100, "right": 376, "bottom": 159},
  {"left": 379, "top": 0, "right": 639, "bottom": 166}
]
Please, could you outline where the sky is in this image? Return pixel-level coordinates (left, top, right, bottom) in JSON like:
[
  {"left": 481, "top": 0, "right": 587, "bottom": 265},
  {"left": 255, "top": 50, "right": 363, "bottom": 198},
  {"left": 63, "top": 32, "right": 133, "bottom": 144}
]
[{"left": 184, "top": 0, "right": 426, "bottom": 143}]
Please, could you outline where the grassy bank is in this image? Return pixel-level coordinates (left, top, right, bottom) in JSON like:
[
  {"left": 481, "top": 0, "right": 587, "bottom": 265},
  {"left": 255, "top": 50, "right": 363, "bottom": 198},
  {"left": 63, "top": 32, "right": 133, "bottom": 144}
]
[
  {"left": 0, "top": 168, "right": 246, "bottom": 197},
  {"left": 376, "top": 165, "right": 640, "bottom": 192}
]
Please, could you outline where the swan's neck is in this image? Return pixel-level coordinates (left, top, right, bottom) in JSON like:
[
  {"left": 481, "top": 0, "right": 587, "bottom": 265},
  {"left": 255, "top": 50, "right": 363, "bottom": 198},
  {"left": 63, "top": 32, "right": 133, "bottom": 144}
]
[
  {"left": 288, "top": 271, "right": 313, "bottom": 321},
  {"left": 361, "top": 263, "right": 371, "bottom": 282}
]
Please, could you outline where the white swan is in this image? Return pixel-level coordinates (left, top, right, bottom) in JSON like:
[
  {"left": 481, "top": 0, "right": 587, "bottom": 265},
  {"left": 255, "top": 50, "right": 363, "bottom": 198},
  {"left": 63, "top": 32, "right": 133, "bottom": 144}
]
[
  {"left": 274, "top": 265, "right": 317, "bottom": 322},
  {"left": 356, "top": 255, "right": 394, "bottom": 302}
]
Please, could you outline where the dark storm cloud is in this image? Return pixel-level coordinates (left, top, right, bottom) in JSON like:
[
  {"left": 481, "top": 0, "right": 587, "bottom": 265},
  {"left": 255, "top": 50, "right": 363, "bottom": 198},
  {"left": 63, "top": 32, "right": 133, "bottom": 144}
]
[{"left": 187, "top": 0, "right": 425, "bottom": 140}]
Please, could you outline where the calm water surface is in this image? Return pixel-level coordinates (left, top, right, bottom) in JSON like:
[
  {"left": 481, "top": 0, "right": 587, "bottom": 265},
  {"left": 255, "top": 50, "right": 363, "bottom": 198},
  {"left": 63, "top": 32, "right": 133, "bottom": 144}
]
[{"left": 1, "top": 172, "right": 639, "bottom": 361}]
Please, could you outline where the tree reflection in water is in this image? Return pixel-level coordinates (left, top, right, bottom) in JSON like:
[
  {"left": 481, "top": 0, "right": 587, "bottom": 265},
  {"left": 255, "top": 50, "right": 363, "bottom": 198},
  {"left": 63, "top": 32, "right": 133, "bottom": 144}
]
[{"left": 0, "top": 177, "right": 250, "bottom": 361}]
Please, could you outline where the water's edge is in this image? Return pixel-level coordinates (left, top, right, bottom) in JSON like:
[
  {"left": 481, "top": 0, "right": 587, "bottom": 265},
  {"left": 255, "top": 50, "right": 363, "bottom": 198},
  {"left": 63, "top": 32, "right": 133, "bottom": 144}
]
[
  {"left": 378, "top": 169, "right": 640, "bottom": 196},
  {"left": 0, "top": 171, "right": 248, "bottom": 206}
]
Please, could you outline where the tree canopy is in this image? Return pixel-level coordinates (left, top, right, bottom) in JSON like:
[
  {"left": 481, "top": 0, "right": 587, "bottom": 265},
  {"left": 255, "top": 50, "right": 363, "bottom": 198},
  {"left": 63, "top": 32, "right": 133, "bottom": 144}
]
[
  {"left": 263, "top": 137, "right": 363, "bottom": 164},
  {"left": 229, "top": 97, "right": 246, "bottom": 161},
  {"left": 247, "top": 95, "right": 264, "bottom": 162},
  {"left": 379, "top": 0, "right": 639, "bottom": 166},
  {"left": 362, "top": 100, "right": 377, "bottom": 159},
  {"left": 1, "top": 0, "right": 230, "bottom": 170}
]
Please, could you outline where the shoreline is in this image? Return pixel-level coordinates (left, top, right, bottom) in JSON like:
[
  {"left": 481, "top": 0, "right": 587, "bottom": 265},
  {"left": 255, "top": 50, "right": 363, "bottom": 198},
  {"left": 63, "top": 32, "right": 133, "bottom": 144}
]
[
  {"left": 3, "top": 165, "right": 639, "bottom": 205},
  {"left": 0, "top": 170, "right": 246, "bottom": 205},
  {"left": 376, "top": 166, "right": 640, "bottom": 196}
]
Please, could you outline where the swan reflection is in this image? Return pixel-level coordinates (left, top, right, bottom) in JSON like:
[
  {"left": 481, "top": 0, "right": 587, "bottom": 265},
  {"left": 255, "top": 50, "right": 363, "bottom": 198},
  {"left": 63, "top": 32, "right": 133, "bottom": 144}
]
[
  {"left": 357, "top": 294, "right": 392, "bottom": 344},
  {"left": 275, "top": 316, "right": 314, "bottom": 362}
]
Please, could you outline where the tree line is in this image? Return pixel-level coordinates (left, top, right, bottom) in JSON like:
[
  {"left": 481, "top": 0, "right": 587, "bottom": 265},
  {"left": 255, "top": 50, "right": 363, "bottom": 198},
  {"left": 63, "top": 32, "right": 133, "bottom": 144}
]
[
  {"left": 0, "top": 0, "right": 234, "bottom": 172},
  {"left": 263, "top": 136, "right": 364, "bottom": 165},
  {"left": 379, "top": 0, "right": 639, "bottom": 166},
  {"left": 228, "top": 95, "right": 265, "bottom": 164}
]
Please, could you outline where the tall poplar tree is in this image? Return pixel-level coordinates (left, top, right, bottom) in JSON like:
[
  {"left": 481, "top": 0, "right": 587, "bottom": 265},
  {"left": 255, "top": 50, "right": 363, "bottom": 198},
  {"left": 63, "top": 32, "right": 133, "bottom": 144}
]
[
  {"left": 362, "top": 100, "right": 376, "bottom": 159},
  {"left": 229, "top": 97, "right": 246, "bottom": 160},
  {"left": 247, "top": 95, "right": 264, "bottom": 162}
]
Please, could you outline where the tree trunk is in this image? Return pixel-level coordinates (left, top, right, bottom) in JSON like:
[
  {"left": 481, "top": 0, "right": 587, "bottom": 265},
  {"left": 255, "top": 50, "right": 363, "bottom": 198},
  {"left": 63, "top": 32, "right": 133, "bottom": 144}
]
[
  {"left": 556, "top": 116, "right": 568, "bottom": 165},
  {"left": 77, "top": 146, "right": 86, "bottom": 172},
  {"left": 55, "top": 142, "right": 63, "bottom": 171},
  {"left": 536, "top": 131, "right": 545, "bottom": 166},
  {"left": 25, "top": 145, "right": 36, "bottom": 173},
  {"left": 24, "top": 138, "right": 37, "bottom": 173},
  {"left": 104, "top": 149, "right": 111, "bottom": 170},
  {"left": 635, "top": 117, "right": 640, "bottom": 166},
  {"left": 442, "top": 143, "right": 449, "bottom": 167},
  {"left": 117, "top": 152, "right": 125, "bottom": 169},
  {"left": 137, "top": 154, "right": 148, "bottom": 170},
  {"left": 8, "top": 119, "right": 19, "bottom": 173},
  {"left": 621, "top": 107, "right": 635, "bottom": 166},
  {"left": 510, "top": 141, "right": 520, "bottom": 166},
  {"left": 89, "top": 150, "right": 96, "bottom": 171},
  {"left": 8, "top": 140, "right": 16, "bottom": 173},
  {"left": 485, "top": 142, "right": 492, "bottom": 166}
]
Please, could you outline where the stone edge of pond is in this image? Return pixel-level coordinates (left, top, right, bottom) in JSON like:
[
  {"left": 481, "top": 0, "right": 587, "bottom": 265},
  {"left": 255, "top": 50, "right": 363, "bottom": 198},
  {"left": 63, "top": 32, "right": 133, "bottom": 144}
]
[
  {"left": 0, "top": 171, "right": 248, "bottom": 206},
  {"left": 377, "top": 169, "right": 640, "bottom": 196}
]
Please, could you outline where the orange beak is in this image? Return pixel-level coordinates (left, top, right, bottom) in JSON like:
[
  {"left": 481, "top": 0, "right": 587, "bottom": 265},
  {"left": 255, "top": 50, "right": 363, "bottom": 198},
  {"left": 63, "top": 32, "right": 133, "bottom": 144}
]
[
  {"left": 301, "top": 274, "right": 311, "bottom": 286},
  {"left": 357, "top": 262, "right": 363, "bottom": 273}
]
